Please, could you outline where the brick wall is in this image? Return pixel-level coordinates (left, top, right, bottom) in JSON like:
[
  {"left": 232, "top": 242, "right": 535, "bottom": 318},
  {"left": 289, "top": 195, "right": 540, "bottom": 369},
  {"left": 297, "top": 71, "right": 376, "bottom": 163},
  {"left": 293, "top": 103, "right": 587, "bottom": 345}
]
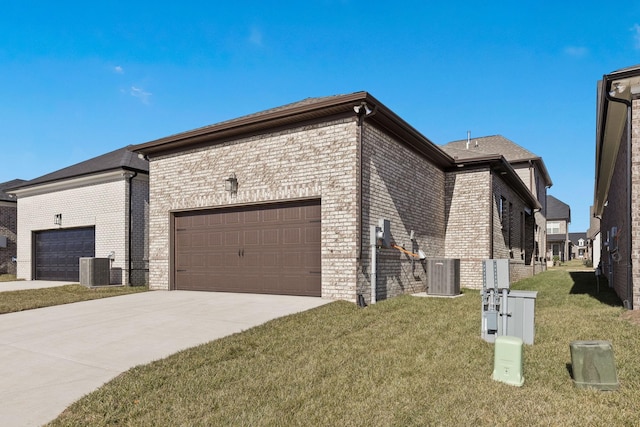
[
  {"left": 601, "top": 96, "right": 640, "bottom": 309},
  {"left": 0, "top": 202, "right": 18, "bottom": 275},
  {"left": 16, "top": 173, "right": 149, "bottom": 285},
  {"left": 359, "top": 123, "right": 446, "bottom": 302},
  {"left": 491, "top": 172, "right": 532, "bottom": 284},
  {"left": 147, "top": 118, "right": 360, "bottom": 300},
  {"left": 444, "top": 168, "right": 491, "bottom": 289},
  {"left": 444, "top": 168, "right": 533, "bottom": 289}
]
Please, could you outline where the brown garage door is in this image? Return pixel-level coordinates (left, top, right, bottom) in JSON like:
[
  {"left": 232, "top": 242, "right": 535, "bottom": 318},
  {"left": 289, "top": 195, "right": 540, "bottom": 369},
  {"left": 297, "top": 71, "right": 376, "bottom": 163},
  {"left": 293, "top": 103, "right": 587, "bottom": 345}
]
[
  {"left": 34, "top": 227, "right": 96, "bottom": 281},
  {"left": 174, "top": 201, "right": 321, "bottom": 296}
]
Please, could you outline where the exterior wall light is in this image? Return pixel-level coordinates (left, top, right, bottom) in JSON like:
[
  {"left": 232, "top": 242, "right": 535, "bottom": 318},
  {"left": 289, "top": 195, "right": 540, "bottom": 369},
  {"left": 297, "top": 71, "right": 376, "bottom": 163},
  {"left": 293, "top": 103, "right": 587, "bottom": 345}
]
[
  {"left": 54, "top": 213, "right": 62, "bottom": 226},
  {"left": 225, "top": 173, "right": 238, "bottom": 195}
]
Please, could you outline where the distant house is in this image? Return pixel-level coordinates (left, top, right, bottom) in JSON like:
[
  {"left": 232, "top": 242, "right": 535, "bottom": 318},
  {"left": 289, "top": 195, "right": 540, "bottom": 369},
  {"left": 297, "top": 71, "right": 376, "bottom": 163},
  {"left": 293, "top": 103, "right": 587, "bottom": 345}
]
[
  {"left": 587, "top": 206, "right": 601, "bottom": 269},
  {"left": 0, "top": 179, "right": 25, "bottom": 275},
  {"left": 546, "top": 195, "right": 571, "bottom": 262},
  {"left": 569, "top": 232, "right": 589, "bottom": 260},
  {"left": 594, "top": 64, "right": 640, "bottom": 310},
  {"left": 8, "top": 147, "right": 149, "bottom": 285},
  {"left": 132, "top": 92, "right": 541, "bottom": 301},
  {"left": 441, "top": 135, "right": 553, "bottom": 277}
]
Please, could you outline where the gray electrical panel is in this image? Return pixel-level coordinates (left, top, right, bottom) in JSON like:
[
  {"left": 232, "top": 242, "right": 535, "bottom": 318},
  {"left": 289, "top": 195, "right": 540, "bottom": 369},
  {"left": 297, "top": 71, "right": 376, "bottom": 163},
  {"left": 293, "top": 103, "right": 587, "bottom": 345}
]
[
  {"left": 481, "top": 259, "right": 537, "bottom": 345},
  {"left": 505, "top": 290, "right": 537, "bottom": 345}
]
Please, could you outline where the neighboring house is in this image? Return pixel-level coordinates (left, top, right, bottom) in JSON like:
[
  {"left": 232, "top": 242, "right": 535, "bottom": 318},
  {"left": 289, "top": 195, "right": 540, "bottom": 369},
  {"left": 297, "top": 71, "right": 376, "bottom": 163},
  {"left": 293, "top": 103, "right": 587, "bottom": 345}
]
[
  {"left": 546, "top": 195, "right": 571, "bottom": 262},
  {"left": 587, "top": 206, "right": 601, "bottom": 269},
  {"left": 0, "top": 179, "right": 25, "bottom": 275},
  {"left": 594, "top": 64, "right": 640, "bottom": 310},
  {"left": 8, "top": 147, "right": 149, "bottom": 285},
  {"left": 569, "top": 232, "right": 589, "bottom": 260},
  {"left": 441, "top": 134, "right": 553, "bottom": 277},
  {"left": 133, "top": 92, "right": 540, "bottom": 302}
]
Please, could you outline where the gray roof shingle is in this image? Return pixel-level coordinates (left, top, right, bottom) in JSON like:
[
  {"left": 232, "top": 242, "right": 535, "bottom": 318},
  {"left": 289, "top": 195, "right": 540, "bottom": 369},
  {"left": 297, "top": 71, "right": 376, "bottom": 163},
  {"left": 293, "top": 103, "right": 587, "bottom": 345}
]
[
  {"left": 0, "top": 179, "right": 26, "bottom": 202},
  {"left": 547, "top": 195, "right": 571, "bottom": 221},
  {"left": 8, "top": 146, "right": 148, "bottom": 191},
  {"left": 440, "top": 135, "right": 539, "bottom": 162}
]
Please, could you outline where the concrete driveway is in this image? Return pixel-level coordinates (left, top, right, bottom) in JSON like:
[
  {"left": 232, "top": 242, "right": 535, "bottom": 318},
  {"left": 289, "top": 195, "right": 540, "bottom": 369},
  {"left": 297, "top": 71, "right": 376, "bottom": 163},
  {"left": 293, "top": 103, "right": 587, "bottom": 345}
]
[{"left": 0, "top": 288, "right": 330, "bottom": 426}]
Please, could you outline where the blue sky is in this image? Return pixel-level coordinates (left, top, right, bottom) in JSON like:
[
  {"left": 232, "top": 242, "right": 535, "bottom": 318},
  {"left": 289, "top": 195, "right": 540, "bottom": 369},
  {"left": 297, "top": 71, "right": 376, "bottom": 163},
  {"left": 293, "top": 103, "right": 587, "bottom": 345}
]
[{"left": 1, "top": 1, "right": 639, "bottom": 232}]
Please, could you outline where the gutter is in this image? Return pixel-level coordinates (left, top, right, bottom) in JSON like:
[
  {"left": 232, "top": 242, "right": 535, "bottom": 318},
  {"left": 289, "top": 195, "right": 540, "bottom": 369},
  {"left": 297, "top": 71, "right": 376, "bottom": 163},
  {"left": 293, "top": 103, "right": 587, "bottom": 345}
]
[{"left": 604, "top": 78, "right": 633, "bottom": 310}]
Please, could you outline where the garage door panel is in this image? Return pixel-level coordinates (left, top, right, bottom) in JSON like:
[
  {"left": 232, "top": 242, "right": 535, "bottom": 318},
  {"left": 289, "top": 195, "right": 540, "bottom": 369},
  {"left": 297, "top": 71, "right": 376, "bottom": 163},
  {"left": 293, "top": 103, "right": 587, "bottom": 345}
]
[
  {"left": 243, "top": 230, "right": 260, "bottom": 245},
  {"left": 283, "top": 228, "right": 301, "bottom": 244},
  {"left": 175, "top": 201, "right": 320, "bottom": 295},
  {"left": 35, "top": 227, "right": 95, "bottom": 281}
]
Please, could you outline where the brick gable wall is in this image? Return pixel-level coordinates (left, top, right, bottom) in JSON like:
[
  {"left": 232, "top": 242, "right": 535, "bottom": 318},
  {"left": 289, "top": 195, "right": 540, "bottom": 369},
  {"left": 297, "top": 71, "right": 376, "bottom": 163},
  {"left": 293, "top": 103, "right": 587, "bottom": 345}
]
[{"left": 0, "top": 203, "right": 17, "bottom": 275}]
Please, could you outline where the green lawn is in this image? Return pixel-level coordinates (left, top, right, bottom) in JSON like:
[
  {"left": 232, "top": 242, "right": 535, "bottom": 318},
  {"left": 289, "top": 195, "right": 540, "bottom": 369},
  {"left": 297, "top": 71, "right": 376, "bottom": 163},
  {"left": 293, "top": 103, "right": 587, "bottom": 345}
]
[
  {"left": 49, "top": 269, "right": 639, "bottom": 426},
  {"left": 0, "top": 274, "right": 20, "bottom": 282},
  {"left": 0, "top": 285, "right": 148, "bottom": 314}
]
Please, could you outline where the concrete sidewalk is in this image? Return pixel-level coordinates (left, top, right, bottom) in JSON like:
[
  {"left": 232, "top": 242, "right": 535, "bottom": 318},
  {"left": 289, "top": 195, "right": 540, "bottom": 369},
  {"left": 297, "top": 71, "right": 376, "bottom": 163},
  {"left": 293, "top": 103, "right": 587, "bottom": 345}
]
[
  {"left": 0, "top": 280, "right": 77, "bottom": 292},
  {"left": 0, "top": 290, "right": 330, "bottom": 426}
]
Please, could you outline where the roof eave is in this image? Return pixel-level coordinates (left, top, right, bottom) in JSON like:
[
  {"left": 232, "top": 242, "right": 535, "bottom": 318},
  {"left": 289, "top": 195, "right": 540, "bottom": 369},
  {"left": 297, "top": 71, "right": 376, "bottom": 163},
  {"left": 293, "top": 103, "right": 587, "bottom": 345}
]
[
  {"left": 131, "top": 92, "right": 455, "bottom": 168},
  {"left": 449, "top": 156, "right": 541, "bottom": 210}
]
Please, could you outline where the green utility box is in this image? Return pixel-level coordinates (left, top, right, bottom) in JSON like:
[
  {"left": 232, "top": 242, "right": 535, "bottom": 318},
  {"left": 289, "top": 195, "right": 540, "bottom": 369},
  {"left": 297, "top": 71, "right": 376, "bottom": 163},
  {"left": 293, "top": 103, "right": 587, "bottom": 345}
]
[
  {"left": 492, "top": 336, "right": 524, "bottom": 387},
  {"left": 570, "top": 341, "right": 619, "bottom": 391}
]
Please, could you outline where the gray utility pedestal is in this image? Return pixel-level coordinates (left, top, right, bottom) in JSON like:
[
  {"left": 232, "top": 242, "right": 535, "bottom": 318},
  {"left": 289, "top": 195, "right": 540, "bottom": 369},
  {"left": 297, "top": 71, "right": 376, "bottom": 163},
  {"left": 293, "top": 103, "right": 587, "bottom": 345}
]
[{"left": 502, "top": 290, "right": 537, "bottom": 345}]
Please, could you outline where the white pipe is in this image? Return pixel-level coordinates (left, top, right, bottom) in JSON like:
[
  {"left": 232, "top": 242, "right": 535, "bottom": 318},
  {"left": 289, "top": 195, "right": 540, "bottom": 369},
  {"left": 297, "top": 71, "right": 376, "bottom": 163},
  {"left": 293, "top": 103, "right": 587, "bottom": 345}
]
[
  {"left": 502, "top": 288, "right": 509, "bottom": 335},
  {"left": 370, "top": 225, "right": 377, "bottom": 304}
]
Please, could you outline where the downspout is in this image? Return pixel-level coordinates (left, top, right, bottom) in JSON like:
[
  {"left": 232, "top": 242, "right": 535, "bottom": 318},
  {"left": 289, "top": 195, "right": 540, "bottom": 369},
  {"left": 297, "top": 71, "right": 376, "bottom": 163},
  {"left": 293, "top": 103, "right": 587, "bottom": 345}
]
[
  {"left": 127, "top": 171, "right": 138, "bottom": 286},
  {"left": 605, "top": 86, "right": 633, "bottom": 310},
  {"left": 356, "top": 102, "right": 377, "bottom": 261},
  {"left": 489, "top": 171, "right": 494, "bottom": 259}
]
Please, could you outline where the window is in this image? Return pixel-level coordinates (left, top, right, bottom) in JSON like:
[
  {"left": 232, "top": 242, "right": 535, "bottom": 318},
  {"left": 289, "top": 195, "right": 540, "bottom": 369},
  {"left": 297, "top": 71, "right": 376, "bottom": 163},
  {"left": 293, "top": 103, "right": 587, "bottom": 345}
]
[
  {"left": 547, "top": 221, "right": 560, "bottom": 234},
  {"left": 499, "top": 196, "right": 507, "bottom": 227}
]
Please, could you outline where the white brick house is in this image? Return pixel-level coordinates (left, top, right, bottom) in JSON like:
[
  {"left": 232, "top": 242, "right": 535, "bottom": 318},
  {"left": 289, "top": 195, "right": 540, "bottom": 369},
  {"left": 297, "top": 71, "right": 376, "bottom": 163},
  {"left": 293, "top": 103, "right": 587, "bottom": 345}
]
[
  {"left": 8, "top": 147, "right": 149, "bottom": 285},
  {"left": 134, "top": 92, "right": 540, "bottom": 301}
]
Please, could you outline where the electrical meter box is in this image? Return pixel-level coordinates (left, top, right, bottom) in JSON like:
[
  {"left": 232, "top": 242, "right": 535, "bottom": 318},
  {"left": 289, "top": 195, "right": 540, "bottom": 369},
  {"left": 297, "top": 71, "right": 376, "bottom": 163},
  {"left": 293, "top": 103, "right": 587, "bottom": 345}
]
[{"left": 378, "top": 219, "right": 391, "bottom": 248}]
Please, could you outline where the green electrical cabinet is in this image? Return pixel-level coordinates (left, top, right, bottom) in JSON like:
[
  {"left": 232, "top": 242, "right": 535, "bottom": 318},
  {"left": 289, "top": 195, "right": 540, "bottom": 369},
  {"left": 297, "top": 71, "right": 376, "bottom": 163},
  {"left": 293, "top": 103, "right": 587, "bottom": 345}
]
[{"left": 570, "top": 341, "right": 619, "bottom": 391}]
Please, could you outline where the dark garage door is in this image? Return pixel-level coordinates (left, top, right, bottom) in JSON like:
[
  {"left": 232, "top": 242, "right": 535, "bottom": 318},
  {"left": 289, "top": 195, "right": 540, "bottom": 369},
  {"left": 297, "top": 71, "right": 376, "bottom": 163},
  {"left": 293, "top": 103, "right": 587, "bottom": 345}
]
[
  {"left": 175, "top": 201, "right": 321, "bottom": 296},
  {"left": 34, "top": 228, "right": 95, "bottom": 281}
]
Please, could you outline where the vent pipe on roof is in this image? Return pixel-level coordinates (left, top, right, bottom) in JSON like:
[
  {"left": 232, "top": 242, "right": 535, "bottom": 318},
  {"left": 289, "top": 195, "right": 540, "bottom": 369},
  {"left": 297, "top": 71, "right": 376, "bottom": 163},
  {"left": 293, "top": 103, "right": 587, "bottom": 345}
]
[{"left": 466, "top": 131, "right": 470, "bottom": 149}]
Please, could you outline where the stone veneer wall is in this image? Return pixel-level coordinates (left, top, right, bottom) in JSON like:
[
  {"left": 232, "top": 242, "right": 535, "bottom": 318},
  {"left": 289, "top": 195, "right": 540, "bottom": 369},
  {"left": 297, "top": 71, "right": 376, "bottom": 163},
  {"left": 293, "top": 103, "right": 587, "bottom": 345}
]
[
  {"left": 16, "top": 174, "right": 149, "bottom": 285},
  {"left": 0, "top": 202, "right": 18, "bottom": 275},
  {"left": 147, "top": 118, "right": 360, "bottom": 300},
  {"left": 359, "top": 123, "right": 446, "bottom": 301}
]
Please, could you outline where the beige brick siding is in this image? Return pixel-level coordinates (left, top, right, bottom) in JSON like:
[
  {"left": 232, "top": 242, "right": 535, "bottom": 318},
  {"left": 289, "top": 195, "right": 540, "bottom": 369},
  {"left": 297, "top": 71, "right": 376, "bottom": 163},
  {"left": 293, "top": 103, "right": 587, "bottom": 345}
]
[
  {"left": 444, "top": 168, "right": 534, "bottom": 289},
  {"left": 16, "top": 173, "right": 149, "bottom": 285},
  {"left": 491, "top": 173, "right": 534, "bottom": 284},
  {"left": 0, "top": 202, "right": 18, "bottom": 275},
  {"left": 147, "top": 118, "right": 359, "bottom": 299},
  {"left": 359, "top": 123, "right": 446, "bottom": 301},
  {"left": 600, "top": 96, "right": 640, "bottom": 309},
  {"left": 444, "top": 168, "right": 491, "bottom": 289}
]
